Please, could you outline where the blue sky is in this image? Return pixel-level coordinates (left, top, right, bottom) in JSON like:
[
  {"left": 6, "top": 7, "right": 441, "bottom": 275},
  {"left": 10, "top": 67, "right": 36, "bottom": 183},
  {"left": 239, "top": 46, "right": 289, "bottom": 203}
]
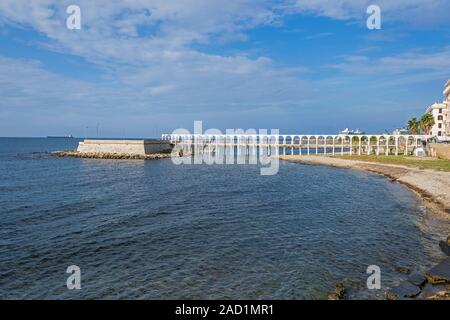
[{"left": 0, "top": 0, "right": 449, "bottom": 137}]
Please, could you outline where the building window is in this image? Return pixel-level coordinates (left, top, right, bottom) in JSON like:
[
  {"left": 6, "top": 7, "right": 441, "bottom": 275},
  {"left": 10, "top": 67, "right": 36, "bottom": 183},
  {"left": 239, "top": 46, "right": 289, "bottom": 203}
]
[
  {"left": 439, "top": 108, "right": 442, "bottom": 113},
  {"left": 438, "top": 131, "right": 442, "bottom": 136},
  {"left": 438, "top": 115, "right": 443, "bottom": 120},
  {"left": 439, "top": 123, "right": 442, "bottom": 128}
]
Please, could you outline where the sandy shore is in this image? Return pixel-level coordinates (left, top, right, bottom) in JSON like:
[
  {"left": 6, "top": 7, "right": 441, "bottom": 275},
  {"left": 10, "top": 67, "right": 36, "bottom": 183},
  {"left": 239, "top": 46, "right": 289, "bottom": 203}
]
[{"left": 278, "top": 155, "right": 450, "bottom": 215}]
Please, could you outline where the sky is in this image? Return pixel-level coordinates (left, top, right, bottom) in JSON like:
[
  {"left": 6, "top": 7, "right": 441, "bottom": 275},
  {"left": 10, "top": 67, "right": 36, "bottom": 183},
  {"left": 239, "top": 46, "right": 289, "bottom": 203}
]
[{"left": 0, "top": 0, "right": 449, "bottom": 138}]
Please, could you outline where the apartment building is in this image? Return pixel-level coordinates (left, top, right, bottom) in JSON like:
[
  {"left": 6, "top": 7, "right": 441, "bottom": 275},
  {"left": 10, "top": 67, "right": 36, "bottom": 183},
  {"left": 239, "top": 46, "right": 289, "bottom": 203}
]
[
  {"left": 426, "top": 102, "right": 447, "bottom": 136},
  {"left": 426, "top": 79, "right": 450, "bottom": 137},
  {"left": 444, "top": 80, "right": 450, "bottom": 136}
]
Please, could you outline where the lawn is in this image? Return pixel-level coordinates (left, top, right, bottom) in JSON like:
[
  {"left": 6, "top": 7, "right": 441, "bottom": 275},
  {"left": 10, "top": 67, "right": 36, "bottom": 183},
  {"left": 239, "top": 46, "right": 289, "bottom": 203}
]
[{"left": 334, "top": 155, "right": 450, "bottom": 172}]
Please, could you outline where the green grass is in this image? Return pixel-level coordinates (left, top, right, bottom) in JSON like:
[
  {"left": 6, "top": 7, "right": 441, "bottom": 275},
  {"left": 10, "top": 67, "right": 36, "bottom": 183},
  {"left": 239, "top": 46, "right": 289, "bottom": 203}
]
[{"left": 334, "top": 155, "right": 450, "bottom": 172}]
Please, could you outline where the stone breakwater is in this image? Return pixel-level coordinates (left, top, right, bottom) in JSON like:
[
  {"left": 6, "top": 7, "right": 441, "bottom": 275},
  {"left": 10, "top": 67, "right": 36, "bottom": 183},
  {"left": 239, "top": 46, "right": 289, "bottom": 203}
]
[
  {"left": 52, "top": 139, "right": 177, "bottom": 160},
  {"left": 52, "top": 150, "right": 173, "bottom": 160},
  {"left": 77, "top": 139, "right": 173, "bottom": 155},
  {"left": 279, "top": 155, "right": 450, "bottom": 300}
]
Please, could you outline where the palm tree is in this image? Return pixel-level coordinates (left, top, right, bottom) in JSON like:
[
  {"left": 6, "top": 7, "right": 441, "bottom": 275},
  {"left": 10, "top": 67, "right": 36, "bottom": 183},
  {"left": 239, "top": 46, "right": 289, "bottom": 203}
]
[
  {"left": 407, "top": 117, "right": 420, "bottom": 134},
  {"left": 419, "top": 113, "right": 435, "bottom": 135}
]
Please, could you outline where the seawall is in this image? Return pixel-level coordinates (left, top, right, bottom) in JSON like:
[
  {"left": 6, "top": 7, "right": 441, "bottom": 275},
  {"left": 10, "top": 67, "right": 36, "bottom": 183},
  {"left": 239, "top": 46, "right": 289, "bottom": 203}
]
[
  {"left": 77, "top": 139, "right": 173, "bottom": 155},
  {"left": 430, "top": 143, "right": 450, "bottom": 161},
  {"left": 52, "top": 139, "right": 175, "bottom": 160}
]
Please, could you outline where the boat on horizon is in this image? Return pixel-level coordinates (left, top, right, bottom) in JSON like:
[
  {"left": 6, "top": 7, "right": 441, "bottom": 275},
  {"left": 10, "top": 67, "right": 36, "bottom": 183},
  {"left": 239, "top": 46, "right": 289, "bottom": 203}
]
[
  {"left": 339, "top": 128, "right": 365, "bottom": 135},
  {"left": 46, "top": 134, "right": 74, "bottom": 138}
]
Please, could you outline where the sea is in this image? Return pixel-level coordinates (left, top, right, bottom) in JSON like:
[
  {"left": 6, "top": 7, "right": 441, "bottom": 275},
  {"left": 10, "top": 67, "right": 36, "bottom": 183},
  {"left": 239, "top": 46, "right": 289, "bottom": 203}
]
[{"left": 0, "top": 137, "right": 448, "bottom": 299}]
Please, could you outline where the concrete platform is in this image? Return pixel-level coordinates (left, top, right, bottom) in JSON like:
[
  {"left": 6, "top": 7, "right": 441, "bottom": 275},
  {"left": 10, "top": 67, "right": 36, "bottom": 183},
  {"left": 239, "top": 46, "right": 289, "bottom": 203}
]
[{"left": 77, "top": 139, "right": 173, "bottom": 155}]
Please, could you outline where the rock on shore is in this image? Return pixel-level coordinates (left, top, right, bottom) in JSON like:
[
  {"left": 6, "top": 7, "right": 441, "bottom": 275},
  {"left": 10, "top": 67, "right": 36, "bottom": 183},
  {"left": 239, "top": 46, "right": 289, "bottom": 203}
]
[
  {"left": 387, "top": 258, "right": 450, "bottom": 300},
  {"left": 387, "top": 281, "right": 421, "bottom": 300},
  {"left": 407, "top": 273, "right": 427, "bottom": 287},
  {"left": 52, "top": 150, "right": 174, "bottom": 160},
  {"left": 439, "top": 236, "right": 450, "bottom": 256},
  {"left": 395, "top": 266, "right": 411, "bottom": 274},
  {"left": 440, "top": 241, "right": 450, "bottom": 256},
  {"left": 425, "top": 258, "right": 450, "bottom": 284},
  {"left": 327, "top": 283, "right": 346, "bottom": 300}
]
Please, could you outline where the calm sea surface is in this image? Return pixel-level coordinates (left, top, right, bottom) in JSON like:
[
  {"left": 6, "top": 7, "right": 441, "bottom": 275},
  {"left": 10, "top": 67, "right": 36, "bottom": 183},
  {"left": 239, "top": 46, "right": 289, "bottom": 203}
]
[{"left": 0, "top": 138, "right": 448, "bottom": 299}]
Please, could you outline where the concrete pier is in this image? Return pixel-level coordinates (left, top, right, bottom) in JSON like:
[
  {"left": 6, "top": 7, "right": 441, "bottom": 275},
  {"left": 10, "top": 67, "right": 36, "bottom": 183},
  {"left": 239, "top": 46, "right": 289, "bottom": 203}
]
[{"left": 77, "top": 139, "right": 173, "bottom": 155}]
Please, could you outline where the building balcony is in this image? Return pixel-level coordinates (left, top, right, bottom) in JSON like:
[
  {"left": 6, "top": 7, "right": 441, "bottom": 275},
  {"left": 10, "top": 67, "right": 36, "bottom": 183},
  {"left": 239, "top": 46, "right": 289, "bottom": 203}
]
[{"left": 444, "top": 85, "right": 450, "bottom": 98}]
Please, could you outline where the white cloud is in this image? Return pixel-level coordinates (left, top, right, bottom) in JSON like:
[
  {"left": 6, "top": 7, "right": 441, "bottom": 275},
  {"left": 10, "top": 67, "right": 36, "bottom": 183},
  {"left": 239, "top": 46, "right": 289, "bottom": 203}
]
[
  {"left": 329, "top": 47, "right": 450, "bottom": 75},
  {"left": 0, "top": 1, "right": 280, "bottom": 61},
  {"left": 0, "top": 1, "right": 302, "bottom": 99},
  {"left": 146, "top": 84, "right": 176, "bottom": 95},
  {"left": 0, "top": 1, "right": 312, "bottom": 115},
  {"left": 293, "top": 0, "right": 450, "bottom": 26},
  {"left": 0, "top": 0, "right": 449, "bottom": 135},
  {"left": 1, "top": 1, "right": 448, "bottom": 69},
  {"left": 305, "top": 32, "right": 333, "bottom": 40}
]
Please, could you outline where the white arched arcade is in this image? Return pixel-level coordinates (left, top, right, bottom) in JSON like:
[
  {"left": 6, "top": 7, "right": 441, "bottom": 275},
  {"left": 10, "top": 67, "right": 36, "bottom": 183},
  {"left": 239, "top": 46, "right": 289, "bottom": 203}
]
[{"left": 161, "top": 134, "right": 429, "bottom": 156}]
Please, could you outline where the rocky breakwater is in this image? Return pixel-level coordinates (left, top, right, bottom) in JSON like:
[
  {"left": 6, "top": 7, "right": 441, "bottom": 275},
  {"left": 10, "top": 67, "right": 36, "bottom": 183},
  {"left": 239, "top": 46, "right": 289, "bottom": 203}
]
[
  {"left": 52, "top": 150, "right": 173, "bottom": 160},
  {"left": 53, "top": 139, "right": 176, "bottom": 160}
]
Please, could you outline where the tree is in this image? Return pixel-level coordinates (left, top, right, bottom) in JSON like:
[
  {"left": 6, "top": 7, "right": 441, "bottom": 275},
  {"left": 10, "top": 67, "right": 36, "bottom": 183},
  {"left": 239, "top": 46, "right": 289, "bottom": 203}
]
[
  {"left": 419, "top": 113, "right": 435, "bottom": 135},
  {"left": 407, "top": 117, "right": 420, "bottom": 134}
]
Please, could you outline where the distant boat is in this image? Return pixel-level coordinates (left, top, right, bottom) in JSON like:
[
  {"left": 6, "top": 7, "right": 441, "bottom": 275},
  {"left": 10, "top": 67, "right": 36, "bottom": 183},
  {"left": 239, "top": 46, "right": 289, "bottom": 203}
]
[
  {"left": 392, "top": 128, "right": 409, "bottom": 135},
  {"left": 339, "top": 128, "right": 365, "bottom": 135},
  {"left": 47, "top": 135, "right": 74, "bottom": 138}
]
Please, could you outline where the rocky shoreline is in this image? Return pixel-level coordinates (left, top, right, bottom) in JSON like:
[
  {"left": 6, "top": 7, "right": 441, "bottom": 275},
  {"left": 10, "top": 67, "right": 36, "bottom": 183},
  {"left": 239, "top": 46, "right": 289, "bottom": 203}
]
[
  {"left": 52, "top": 150, "right": 174, "bottom": 160},
  {"left": 278, "top": 155, "right": 450, "bottom": 300},
  {"left": 326, "top": 256, "right": 450, "bottom": 300},
  {"left": 386, "top": 255, "right": 450, "bottom": 300}
]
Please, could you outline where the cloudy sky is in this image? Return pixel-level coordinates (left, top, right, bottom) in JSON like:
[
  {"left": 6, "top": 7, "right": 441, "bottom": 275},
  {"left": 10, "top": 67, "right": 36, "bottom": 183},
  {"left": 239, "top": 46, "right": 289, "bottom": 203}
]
[{"left": 0, "top": 0, "right": 449, "bottom": 137}]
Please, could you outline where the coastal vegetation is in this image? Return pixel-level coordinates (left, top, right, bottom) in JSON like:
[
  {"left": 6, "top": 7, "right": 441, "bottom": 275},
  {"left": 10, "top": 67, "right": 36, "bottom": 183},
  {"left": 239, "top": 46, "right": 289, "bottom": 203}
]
[
  {"left": 407, "top": 114, "right": 435, "bottom": 135},
  {"left": 407, "top": 117, "right": 420, "bottom": 134},
  {"left": 335, "top": 155, "right": 450, "bottom": 172},
  {"left": 419, "top": 113, "right": 435, "bottom": 135}
]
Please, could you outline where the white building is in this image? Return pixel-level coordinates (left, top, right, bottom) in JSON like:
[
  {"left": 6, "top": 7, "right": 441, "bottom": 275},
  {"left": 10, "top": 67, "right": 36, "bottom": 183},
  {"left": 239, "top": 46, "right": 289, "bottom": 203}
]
[
  {"left": 425, "top": 79, "right": 450, "bottom": 138},
  {"left": 426, "top": 102, "right": 447, "bottom": 137},
  {"left": 444, "top": 80, "right": 450, "bottom": 136}
]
